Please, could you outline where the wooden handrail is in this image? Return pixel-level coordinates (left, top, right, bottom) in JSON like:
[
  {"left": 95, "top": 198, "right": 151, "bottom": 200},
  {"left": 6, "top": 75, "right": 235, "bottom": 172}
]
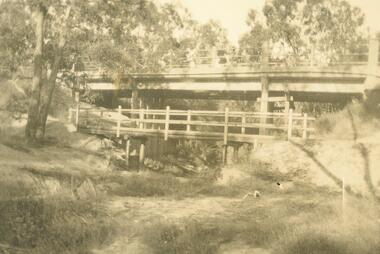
[
  {"left": 79, "top": 107, "right": 315, "bottom": 120},
  {"left": 75, "top": 106, "right": 316, "bottom": 141}
]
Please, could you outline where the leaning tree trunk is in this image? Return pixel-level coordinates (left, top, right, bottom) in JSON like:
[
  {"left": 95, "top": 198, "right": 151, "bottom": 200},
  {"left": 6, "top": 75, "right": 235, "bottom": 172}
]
[
  {"left": 36, "top": 53, "right": 62, "bottom": 138},
  {"left": 25, "top": 5, "right": 45, "bottom": 143}
]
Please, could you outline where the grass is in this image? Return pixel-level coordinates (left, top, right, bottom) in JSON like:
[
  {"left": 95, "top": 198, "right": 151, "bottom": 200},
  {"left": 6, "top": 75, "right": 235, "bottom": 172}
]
[
  {"left": 103, "top": 167, "right": 280, "bottom": 199},
  {"left": 315, "top": 101, "right": 380, "bottom": 139},
  {"left": 105, "top": 172, "right": 242, "bottom": 198},
  {"left": 0, "top": 197, "right": 116, "bottom": 253},
  {"left": 1, "top": 108, "right": 380, "bottom": 253},
  {"left": 104, "top": 160, "right": 313, "bottom": 199},
  {"left": 138, "top": 182, "right": 380, "bottom": 254},
  {"left": 141, "top": 219, "right": 235, "bottom": 254}
]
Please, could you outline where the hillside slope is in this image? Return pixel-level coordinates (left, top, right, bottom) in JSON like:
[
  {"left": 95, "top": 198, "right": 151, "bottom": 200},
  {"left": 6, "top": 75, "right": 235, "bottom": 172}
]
[{"left": 253, "top": 102, "right": 380, "bottom": 198}]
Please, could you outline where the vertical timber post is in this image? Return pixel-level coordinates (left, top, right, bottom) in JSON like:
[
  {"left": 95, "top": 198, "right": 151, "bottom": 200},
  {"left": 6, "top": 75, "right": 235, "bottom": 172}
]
[
  {"left": 139, "top": 139, "right": 145, "bottom": 168},
  {"left": 139, "top": 107, "right": 144, "bottom": 129},
  {"left": 146, "top": 105, "right": 149, "bottom": 129},
  {"left": 222, "top": 107, "right": 229, "bottom": 164},
  {"left": 125, "top": 137, "right": 130, "bottom": 167},
  {"left": 287, "top": 109, "right": 293, "bottom": 141},
  {"left": 302, "top": 113, "right": 308, "bottom": 140},
  {"left": 75, "top": 91, "right": 80, "bottom": 131},
  {"left": 284, "top": 92, "right": 290, "bottom": 114},
  {"left": 241, "top": 112, "right": 246, "bottom": 134},
  {"left": 260, "top": 39, "right": 270, "bottom": 135},
  {"left": 131, "top": 89, "right": 138, "bottom": 119},
  {"left": 165, "top": 106, "right": 170, "bottom": 141},
  {"left": 117, "top": 105, "right": 121, "bottom": 138},
  {"left": 233, "top": 144, "right": 239, "bottom": 162},
  {"left": 187, "top": 110, "right": 191, "bottom": 132}
]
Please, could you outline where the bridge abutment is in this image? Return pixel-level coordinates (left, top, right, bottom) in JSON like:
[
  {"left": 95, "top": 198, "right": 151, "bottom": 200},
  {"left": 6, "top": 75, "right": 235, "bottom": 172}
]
[{"left": 259, "top": 40, "right": 274, "bottom": 135}]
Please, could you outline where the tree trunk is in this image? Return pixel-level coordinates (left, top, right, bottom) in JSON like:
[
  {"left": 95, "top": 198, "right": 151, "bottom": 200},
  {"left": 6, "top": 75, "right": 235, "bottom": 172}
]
[
  {"left": 25, "top": 5, "right": 45, "bottom": 143},
  {"left": 37, "top": 54, "right": 62, "bottom": 138}
]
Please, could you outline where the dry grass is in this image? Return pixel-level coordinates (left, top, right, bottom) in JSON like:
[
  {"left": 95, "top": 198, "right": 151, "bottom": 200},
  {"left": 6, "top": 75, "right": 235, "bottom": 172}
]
[
  {"left": 0, "top": 197, "right": 116, "bottom": 253},
  {"left": 1, "top": 102, "right": 379, "bottom": 253},
  {"left": 138, "top": 176, "right": 380, "bottom": 254},
  {"left": 141, "top": 220, "right": 233, "bottom": 254},
  {"left": 104, "top": 171, "right": 242, "bottom": 198},
  {"left": 315, "top": 101, "right": 380, "bottom": 140}
]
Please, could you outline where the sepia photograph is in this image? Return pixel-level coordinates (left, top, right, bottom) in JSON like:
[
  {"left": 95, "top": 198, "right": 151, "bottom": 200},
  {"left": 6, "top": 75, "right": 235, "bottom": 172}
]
[{"left": 0, "top": 0, "right": 380, "bottom": 253}]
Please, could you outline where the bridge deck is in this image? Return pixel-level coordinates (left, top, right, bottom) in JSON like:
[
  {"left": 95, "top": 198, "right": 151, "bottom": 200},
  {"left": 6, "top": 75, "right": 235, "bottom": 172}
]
[{"left": 83, "top": 62, "right": 380, "bottom": 102}]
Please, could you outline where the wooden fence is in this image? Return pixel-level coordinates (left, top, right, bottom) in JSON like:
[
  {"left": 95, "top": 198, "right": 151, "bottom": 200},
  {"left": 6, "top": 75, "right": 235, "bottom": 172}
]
[{"left": 69, "top": 106, "right": 316, "bottom": 143}]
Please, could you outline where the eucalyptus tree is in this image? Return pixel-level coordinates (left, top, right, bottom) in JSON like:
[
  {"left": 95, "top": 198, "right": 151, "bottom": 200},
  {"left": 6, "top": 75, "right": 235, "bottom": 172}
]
[
  {"left": 0, "top": 0, "right": 189, "bottom": 143},
  {"left": 0, "top": 0, "right": 33, "bottom": 121},
  {"left": 24, "top": 0, "right": 100, "bottom": 143},
  {"left": 0, "top": 0, "right": 33, "bottom": 77},
  {"left": 239, "top": 0, "right": 366, "bottom": 64}
]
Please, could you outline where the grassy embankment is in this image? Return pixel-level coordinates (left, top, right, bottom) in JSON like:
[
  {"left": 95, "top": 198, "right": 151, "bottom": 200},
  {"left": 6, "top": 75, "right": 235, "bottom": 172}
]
[{"left": 0, "top": 101, "right": 380, "bottom": 253}]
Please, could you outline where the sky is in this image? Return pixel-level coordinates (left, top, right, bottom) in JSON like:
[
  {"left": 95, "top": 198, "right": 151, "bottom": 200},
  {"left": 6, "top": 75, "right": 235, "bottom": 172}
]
[{"left": 159, "top": 0, "right": 380, "bottom": 45}]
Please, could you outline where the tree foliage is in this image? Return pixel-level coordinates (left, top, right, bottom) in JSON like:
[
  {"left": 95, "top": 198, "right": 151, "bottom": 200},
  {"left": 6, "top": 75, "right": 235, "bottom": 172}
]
[
  {"left": 240, "top": 0, "right": 367, "bottom": 63},
  {"left": 0, "top": 0, "right": 232, "bottom": 143},
  {"left": 0, "top": 0, "right": 33, "bottom": 75}
]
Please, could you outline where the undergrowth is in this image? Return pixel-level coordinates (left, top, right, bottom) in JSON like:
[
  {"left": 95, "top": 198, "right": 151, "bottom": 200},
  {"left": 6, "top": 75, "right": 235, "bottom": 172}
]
[
  {"left": 104, "top": 172, "right": 242, "bottom": 198},
  {"left": 315, "top": 101, "right": 380, "bottom": 139},
  {"left": 0, "top": 197, "right": 116, "bottom": 253},
  {"left": 142, "top": 219, "right": 235, "bottom": 254},
  {"left": 141, "top": 194, "right": 380, "bottom": 254}
]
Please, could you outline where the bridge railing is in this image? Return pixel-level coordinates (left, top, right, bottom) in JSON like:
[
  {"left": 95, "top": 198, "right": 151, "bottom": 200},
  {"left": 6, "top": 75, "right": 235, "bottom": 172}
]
[
  {"left": 81, "top": 50, "right": 371, "bottom": 75},
  {"left": 70, "top": 106, "right": 316, "bottom": 142}
]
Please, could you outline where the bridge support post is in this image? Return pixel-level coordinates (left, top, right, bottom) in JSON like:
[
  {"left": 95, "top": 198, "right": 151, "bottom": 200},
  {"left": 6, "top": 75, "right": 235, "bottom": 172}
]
[
  {"left": 287, "top": 109, "right": 293, "bottom": 141},
  {"left": 186, "top": 110, "right": 192, "bottom": 132},
  {"left": 75, "top": 91, "right": 80, "bottom": 131},
  {"left": 260, "top": 39, "right": 271, "bottom": 135},
  {"left": 164, "top": 106, "right": 170, "bottom": 141},
  {"left": 131, "top": 89, "right": 139, "bottom": 112},
  {"left": 139, "top": 108, "right": 144, "bottom": 129},
  {"left": 302, "top": 113, "right": 308, "bottom": 140},
  {"left": 365, "top": 37, "right": 379, "bottom": 93},
  {"left": 139, "top": 140, "right": 145, "bottom": 168},
  {"left": 125, "top": 137, "right": 131, "bottom": 167},
  {"left": 233, "top": 144, "right": 239, "bottom": 162},
  {"left": 222, "top": 145, "right": 228, "bottom": 165},
  {"left": 117, "top": 105, "right": 122, "bottom": 138}
]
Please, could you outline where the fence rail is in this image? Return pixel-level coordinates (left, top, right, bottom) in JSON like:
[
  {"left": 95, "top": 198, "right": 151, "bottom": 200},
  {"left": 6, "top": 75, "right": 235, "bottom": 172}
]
[{"left": 69, "top": 106, "right": 316, "bottom": 143}]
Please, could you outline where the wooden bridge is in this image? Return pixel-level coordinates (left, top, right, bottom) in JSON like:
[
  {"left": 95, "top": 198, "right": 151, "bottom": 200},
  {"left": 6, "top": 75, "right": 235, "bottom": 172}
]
[{"left": 70, "top": 105, "right": 316, "bottom": 164}]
